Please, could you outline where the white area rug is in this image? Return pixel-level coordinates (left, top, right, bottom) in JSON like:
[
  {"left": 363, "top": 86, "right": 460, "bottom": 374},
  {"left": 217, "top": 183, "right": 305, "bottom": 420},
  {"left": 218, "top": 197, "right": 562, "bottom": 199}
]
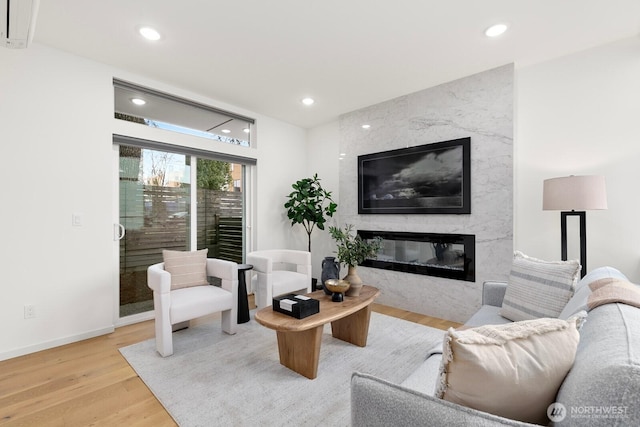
[{"left": 120, "top": 311, "right": 445, "bottom": 426}]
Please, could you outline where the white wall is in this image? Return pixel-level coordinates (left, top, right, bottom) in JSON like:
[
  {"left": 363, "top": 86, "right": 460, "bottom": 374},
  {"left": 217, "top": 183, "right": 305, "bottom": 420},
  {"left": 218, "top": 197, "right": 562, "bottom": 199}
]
[
  {"left": 0, "top": 44, "right": 115, "bottom": 360},
  {"left": 0, "top": 43, "right": 308, "bottom": 360},
  {"left": 305, "top": 121, "right": 341, "bottom": 278},
  {"left": 251, "top": 117, "right": 309, "bottom": 251},
  {"left": 515, "top": 37, "right": 640, "bottom": 282}
]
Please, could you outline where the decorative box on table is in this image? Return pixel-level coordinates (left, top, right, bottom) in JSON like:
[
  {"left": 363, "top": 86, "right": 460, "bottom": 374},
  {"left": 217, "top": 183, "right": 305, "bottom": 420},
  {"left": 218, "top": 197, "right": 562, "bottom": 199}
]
[{"left": 272, "top": 294, "right": 320, "bottom": 319}]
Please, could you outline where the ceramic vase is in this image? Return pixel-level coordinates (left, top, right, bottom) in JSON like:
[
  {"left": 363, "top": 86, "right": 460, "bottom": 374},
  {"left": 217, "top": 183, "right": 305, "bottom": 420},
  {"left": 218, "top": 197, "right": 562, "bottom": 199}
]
[{"left": 343, "top": 265, "right": 363, "bottom": 296}]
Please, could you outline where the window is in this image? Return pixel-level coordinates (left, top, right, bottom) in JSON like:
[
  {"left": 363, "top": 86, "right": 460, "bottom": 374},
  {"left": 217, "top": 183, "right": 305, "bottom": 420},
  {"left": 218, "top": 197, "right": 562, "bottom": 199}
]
[
  {"left": 114, "top": 79, "right": 254, "bottom": 147},
  {"left": 196, "top": 158, "right": 245, "bottom": 264}
]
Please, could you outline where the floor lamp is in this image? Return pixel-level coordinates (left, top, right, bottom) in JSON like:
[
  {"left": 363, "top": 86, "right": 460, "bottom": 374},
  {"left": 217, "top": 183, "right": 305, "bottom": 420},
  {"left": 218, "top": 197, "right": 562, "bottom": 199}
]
[{"left": 543, "top": 175, "right": 607, "bottom": 278}]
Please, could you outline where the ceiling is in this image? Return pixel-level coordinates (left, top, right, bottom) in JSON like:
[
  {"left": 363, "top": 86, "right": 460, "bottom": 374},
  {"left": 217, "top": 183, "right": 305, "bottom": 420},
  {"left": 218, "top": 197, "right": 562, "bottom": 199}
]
[{"left": 32, "top": 0, "right": 640, "bottom": 129}]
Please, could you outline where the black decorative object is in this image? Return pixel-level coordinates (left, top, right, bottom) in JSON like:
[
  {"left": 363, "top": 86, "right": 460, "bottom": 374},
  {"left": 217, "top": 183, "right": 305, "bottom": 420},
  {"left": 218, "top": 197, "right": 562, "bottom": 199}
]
[
  {"left": 272, "top": 294, "right": 320, "bottom": 319},
  {"left": 561, "top": 211, "right": 586, "bottom": 277},
  {"left": 321, "top": 256, "right": 340, "bottom": 295},
  {"left": 237, "top": 264, "right": 253, "bottom": 324},
  {"left": 358, "top": 137, "right": 471, "bottom": 214}
]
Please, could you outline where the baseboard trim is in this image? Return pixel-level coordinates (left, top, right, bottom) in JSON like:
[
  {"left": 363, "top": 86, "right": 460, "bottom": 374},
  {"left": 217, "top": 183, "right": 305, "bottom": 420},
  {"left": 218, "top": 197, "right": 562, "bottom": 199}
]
[
  {"left": 116, "top": 310, "right": 154, "bottom": 327},
  {"left": 0, "top": 326, "right": 115, "bottom": 362}
]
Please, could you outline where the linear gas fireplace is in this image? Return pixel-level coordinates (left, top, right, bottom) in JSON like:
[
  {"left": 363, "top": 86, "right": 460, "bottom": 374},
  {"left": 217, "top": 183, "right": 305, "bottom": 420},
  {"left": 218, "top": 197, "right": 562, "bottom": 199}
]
[{"left": 358, "top": 230, "right": 475, "bottom": 282}]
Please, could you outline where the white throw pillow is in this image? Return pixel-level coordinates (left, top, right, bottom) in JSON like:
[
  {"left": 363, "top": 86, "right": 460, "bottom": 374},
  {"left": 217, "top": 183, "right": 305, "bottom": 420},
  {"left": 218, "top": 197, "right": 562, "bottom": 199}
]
[
  {"left": 500, "top": 251, "right": 580, "bottom": 321},
  {"left": 162, "top": 249, "right": 209, "bottom": 290},
  {"left": 435, "top": 316, "right": 582, "bottom": 425}
]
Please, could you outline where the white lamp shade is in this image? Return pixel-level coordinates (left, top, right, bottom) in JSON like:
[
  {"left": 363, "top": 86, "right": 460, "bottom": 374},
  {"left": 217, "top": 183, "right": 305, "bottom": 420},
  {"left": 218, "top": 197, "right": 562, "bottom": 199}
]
[{"left": 543, "top": 175, "right": 608, "bottom": 211}]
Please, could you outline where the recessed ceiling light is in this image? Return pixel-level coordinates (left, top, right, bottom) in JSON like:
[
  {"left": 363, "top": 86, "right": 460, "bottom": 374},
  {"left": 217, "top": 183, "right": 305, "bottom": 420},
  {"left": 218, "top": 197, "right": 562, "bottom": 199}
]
[
  {"left": 485, "top": 23, "right": 508, "bottom": 38},
  {"left": 130, "top": 98, "right": 146, "bottom": 106},
  {"left": 243, "top": 128, "right": 250, "bottom": 133},
  {"left": 362, "top": 124, "right": 371, "bottom": 129},
  {"left": 221, "top": 129, "right": 231, "bottom": 134},
  {"left": 139, "top": 26, "right": 161, "bottom": 41},
  {"left": 301, "top": 97, "right": 315, "bottom": 106}
]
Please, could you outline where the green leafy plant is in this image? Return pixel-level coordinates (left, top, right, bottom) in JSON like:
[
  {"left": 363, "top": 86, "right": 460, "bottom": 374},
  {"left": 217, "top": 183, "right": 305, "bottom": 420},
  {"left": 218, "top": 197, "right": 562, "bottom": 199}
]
[
  {"left": 284, "top": 174, "right": 338, "bottom": 252},
  {"left": 329, "top": 224, "right": 383, "bottom": 267}
]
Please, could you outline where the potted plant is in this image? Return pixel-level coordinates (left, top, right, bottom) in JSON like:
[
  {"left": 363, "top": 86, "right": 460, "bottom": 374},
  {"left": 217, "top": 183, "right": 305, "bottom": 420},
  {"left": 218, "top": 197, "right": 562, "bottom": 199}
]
[
  {"left": 284, "top": 173, "right": 338, "bottom": 253},
  {"left": 329, "top": 224, "right": 382, "bottom": 296}
]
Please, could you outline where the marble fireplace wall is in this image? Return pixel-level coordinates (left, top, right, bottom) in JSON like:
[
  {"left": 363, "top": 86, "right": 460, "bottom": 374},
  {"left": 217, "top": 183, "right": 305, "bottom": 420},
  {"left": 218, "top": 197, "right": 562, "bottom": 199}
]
[{"left": 338, "top": 64, "right": 513, "bottom": 323}]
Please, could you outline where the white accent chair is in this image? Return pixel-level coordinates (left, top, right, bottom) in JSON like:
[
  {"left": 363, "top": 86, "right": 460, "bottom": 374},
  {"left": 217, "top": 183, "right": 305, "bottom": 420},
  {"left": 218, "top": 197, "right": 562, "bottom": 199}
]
[
  {"left": 246, "top": 249, "right": 312, "bottom": 310},
  {"left": 147, "top": 258, "right": 239, "bottom": 357}
]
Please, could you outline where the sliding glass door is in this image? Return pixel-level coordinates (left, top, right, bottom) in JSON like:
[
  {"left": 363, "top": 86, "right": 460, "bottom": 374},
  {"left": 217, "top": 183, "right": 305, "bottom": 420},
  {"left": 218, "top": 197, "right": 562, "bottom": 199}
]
[
  {"left": 117, "top": 144, "right": 246, "bottom": 318},
  {"left": 118, "top": 146, "right": 191, "bottom": 317}
]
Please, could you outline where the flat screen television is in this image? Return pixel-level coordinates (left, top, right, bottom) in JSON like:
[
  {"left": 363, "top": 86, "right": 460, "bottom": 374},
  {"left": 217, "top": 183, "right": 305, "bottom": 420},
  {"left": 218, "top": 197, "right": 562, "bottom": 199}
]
[{"left": 358, "top": 137, "right": 470, "bottom": 214}]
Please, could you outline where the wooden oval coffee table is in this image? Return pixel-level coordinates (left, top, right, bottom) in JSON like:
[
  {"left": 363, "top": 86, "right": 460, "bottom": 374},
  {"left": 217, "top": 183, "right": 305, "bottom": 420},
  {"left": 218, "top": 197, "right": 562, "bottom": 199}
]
[{"left": 255, "top": 285, "right": 380, "bottom": 379}]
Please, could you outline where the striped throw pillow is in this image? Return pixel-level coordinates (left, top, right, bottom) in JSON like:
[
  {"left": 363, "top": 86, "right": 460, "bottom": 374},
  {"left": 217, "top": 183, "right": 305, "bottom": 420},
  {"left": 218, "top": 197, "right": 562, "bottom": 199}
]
[
  {"left": 500, "top": 251, "right": 580, "bottom": 321},
  {"left": 162, "top": 249, "right": 209, "bottom": 290}
]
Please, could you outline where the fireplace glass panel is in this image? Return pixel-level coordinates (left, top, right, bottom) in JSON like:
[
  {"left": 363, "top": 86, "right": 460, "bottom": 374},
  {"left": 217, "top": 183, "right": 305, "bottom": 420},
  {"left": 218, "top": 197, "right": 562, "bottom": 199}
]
[{"left": 358, "top": 230, "right": 475, "bottom": 282}]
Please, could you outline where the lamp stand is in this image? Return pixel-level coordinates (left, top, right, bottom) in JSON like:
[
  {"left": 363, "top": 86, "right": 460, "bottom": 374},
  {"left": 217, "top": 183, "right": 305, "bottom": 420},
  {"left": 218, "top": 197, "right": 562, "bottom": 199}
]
[{"left": 560, "top": 211, "right": 586, "bottom": 278}]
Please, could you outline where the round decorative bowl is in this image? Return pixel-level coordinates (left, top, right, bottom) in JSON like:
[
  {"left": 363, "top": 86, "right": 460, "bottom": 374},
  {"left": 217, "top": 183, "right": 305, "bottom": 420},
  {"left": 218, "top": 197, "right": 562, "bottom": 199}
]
[{"left": 324, "top": 279, "right": 350, "bottom": 302}]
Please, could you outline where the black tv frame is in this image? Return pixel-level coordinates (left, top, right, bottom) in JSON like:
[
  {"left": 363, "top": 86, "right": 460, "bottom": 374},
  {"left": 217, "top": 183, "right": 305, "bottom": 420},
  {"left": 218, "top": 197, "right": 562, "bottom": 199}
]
[{"left": 358, "top": 137, "right": 471, "bottom": 214}]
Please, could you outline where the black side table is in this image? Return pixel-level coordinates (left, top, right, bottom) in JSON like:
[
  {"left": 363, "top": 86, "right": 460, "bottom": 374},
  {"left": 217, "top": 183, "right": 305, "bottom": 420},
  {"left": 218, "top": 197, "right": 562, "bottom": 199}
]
[{"left": 237, "top": 264, "right": 253, "bottom": 324}]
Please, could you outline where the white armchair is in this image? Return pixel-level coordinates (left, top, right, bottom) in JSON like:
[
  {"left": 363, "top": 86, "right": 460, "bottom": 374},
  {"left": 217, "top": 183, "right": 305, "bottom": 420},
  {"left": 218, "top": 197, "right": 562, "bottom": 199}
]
[
  {"left": 247, "top": 249, "right": 312, "bottom": 310},
  {"left": 147, "top": 258, "right": 239, "bottom": 357}
]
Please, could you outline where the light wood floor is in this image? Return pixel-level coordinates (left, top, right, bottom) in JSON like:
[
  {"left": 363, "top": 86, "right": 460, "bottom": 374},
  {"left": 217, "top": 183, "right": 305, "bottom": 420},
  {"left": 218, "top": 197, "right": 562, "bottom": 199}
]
[{"left": 0, "top": 297, "right": 461, "bottom": 426}]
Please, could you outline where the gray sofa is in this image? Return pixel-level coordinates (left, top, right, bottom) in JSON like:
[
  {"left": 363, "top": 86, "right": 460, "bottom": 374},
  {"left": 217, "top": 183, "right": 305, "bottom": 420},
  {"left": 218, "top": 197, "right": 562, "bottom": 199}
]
[{"left": 351, "top": 266, "right": 640, "bottom": 426}]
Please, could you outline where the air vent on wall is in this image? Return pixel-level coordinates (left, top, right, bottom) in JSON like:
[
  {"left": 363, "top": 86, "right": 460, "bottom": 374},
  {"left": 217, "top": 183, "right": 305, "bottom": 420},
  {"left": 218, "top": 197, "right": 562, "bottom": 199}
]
[{"left": 1, "top": 0, "right": 39, "bottom": 49}]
